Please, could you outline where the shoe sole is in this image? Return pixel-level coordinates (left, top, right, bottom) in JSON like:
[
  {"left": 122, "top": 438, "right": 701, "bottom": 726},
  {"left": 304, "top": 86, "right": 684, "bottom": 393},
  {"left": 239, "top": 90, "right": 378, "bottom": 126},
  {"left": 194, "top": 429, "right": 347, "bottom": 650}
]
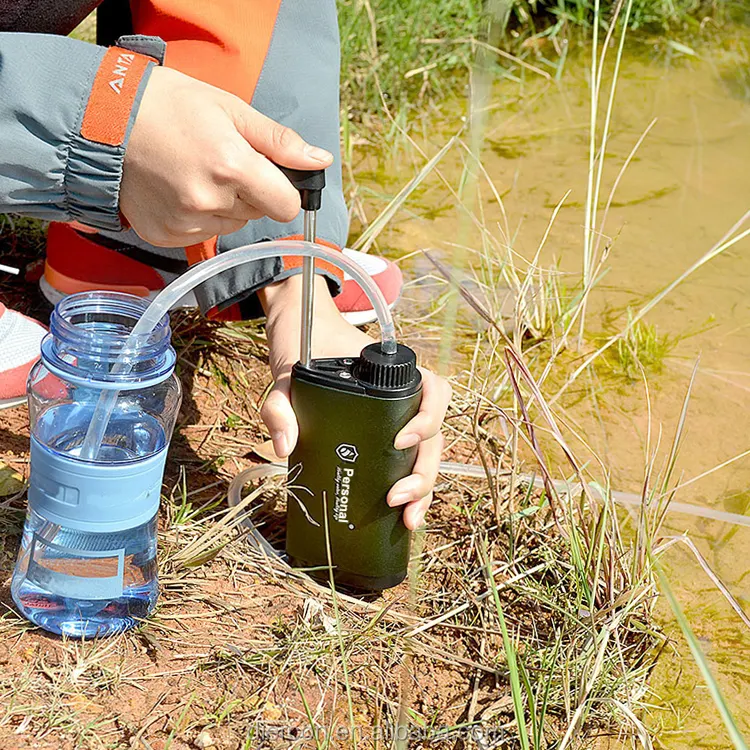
[
  {"left": 0, "top": 396, "right": 27, "bottom": 410},
  {"left": 340, "top": 306, "right": 393, "bottom": 326},
  {"left": 39, "top": 276, "right": 64, "bottom": 307}
]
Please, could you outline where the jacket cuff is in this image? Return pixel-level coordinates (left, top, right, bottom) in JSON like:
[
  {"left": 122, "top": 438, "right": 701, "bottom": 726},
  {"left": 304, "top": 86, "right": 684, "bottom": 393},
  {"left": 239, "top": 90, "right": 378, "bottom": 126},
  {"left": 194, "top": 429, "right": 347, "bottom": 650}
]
[
  {"left": 64, "top": 134, "right": 132, "bottom": 230},
  {"left": 65, "top": 43, "right": 160, "bottom": 231},
  {"left": 274, "top": 234, "right": 344, "bottom": 285},
  {"left": 189, "top": 235, "right": 344, "bottom": 320}
]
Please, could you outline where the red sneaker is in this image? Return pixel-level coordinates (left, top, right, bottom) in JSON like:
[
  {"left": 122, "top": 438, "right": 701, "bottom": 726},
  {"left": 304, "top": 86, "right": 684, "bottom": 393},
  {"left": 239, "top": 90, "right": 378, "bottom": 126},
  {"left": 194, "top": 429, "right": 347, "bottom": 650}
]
[
  {"left": 336, "top": 248, "right": 403, "bottom": 326},
  {"left": 40, "top": 223, "right": 175, "bottom": 305},
  {"left": 0, "top": 303, "right": 46, "bottom": 410},
  {"left": 41, "top": 223, "right": 403, "bottom": 325}
]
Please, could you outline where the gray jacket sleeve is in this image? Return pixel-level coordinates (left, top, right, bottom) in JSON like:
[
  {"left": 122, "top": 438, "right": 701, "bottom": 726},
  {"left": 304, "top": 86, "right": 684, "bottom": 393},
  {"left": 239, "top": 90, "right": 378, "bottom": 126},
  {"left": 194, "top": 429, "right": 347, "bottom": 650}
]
[
  {"left": 193, "top": 0, "right": 349, "bottom": 315},
  {"left": 0, "top": 33, "right": 156, "bottom": 231}
]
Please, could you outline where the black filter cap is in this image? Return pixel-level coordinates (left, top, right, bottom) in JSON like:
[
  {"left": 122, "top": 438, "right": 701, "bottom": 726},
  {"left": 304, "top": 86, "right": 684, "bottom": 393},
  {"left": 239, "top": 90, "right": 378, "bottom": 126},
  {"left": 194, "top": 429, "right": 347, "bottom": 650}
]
[
  {"left": 354, "top": 343, "right": 419, "bottom": 391},
  {"left": 274, "top": 165, "right": 326, "bottom": 211}
]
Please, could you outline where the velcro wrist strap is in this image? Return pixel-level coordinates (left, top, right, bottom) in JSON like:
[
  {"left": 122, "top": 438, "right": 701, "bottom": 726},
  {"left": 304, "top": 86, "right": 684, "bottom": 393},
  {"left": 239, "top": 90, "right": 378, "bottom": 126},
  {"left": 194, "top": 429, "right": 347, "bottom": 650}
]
[
  {"left": 81, "top": 46, "right": 158, "bottom": 147},
  {"left": 116, "top": 35, "right": 167, "bottom": 64}
]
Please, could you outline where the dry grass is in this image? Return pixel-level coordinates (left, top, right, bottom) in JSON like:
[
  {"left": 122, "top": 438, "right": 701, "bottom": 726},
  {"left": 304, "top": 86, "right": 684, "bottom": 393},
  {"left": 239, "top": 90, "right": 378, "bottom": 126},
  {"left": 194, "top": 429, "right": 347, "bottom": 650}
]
[
  {"left": 2, "top": 7, "right": 745, "bottom": 746},
  {"left": 0, "top": 278, "right": 664, "bottom": 749}
]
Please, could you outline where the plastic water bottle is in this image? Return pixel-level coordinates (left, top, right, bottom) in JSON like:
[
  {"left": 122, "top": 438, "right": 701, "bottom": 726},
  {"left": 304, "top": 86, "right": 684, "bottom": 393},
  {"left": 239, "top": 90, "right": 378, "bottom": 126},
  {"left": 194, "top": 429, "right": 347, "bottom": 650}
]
[{"left": 11, "top": 292, "right": 181, "bottom": 637}]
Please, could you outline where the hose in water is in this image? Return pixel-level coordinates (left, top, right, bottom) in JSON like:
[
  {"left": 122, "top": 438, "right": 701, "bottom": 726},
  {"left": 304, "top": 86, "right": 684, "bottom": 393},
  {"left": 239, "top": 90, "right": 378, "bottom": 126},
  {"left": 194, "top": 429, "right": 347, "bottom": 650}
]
[{"left": 227, "top": 460, "right": 750, "bottom": 569}]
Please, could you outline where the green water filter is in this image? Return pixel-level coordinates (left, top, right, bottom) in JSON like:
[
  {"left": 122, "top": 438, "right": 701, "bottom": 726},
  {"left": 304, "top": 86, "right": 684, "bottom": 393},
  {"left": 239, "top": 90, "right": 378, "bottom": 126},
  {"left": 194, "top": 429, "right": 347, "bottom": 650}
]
[{"left": 287, "top": 343, "right": 422, "bottom": 591}]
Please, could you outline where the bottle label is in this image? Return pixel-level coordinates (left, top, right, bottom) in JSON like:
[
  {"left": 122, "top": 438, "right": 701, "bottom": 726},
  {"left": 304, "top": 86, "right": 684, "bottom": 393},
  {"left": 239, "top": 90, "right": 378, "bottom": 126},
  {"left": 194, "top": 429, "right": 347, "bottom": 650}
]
[{"left": 26, "top": 533, "right": 125, "bottom": 601}]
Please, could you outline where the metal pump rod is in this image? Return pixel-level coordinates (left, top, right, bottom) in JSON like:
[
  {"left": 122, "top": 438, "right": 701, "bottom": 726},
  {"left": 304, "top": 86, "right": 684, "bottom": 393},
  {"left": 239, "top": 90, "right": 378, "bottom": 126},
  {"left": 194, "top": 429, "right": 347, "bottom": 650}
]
[
  {"left": 300, "top": 211, "right": 318, "bottom": 367},
  {"left": 273, "top": 164, "right": 326, "bottom": 368}
]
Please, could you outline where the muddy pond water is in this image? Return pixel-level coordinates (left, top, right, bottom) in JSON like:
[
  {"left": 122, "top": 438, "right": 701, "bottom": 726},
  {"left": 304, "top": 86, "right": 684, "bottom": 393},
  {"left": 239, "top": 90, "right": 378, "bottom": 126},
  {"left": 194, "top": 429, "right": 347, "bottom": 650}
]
[{"left": 351, "top": 24, "right": 750, "bottom": 748}]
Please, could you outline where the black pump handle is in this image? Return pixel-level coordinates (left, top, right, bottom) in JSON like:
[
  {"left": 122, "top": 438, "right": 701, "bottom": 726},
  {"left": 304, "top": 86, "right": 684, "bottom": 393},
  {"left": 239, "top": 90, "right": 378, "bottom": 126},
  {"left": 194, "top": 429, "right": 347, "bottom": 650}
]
[{"left": 274, "top": 164, "right": 326, "bottom": 212}]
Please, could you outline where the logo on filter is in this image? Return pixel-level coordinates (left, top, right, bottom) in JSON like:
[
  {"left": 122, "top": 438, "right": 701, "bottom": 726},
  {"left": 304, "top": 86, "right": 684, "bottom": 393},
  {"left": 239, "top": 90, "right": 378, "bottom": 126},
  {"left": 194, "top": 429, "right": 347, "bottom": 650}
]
[
  {"left": 334, "top": 443, "right": 358, "bottom": 526},
  {"left": 335, "top": 443, "right": 358, "bottom": 463}
]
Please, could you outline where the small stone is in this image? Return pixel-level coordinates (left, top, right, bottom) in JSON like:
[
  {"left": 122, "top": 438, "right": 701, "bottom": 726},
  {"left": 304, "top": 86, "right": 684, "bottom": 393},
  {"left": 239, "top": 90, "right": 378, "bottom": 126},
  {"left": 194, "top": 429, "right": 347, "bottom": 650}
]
[
  {"left": 263, "top": 702, "right": 283, "bottom": 721},
  {"left": 0, "top": 461, "right": 24, "bottom": 497},
  {"left": 194, "top": 730, "right": 215, "bottom": 749}
]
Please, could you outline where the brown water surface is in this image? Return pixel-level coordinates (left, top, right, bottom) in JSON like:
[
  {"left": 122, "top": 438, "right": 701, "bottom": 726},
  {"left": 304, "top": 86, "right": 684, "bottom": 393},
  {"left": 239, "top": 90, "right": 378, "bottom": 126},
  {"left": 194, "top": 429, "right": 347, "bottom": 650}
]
[{"left": 352, "top": 26, "right": 750, "bottom": 748}]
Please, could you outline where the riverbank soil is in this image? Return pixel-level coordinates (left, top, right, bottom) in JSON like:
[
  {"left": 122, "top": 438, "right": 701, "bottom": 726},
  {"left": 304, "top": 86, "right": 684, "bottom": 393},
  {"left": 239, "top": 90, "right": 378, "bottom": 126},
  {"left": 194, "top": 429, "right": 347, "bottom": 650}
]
[{"left": 0, "top": 310, "right": 494, "bottom": 748}]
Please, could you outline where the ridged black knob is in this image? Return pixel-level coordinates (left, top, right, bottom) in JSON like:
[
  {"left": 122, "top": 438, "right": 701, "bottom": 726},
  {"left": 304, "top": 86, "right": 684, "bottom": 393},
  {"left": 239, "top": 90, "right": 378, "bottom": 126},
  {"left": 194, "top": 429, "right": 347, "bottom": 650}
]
[{"left": 354, "top": 343, "right": 418, "bottom": 390}]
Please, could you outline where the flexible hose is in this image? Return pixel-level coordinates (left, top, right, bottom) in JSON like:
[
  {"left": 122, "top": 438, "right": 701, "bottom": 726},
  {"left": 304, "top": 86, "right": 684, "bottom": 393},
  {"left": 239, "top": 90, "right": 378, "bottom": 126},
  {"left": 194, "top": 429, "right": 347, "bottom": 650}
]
[
  {"left": 80, "top": 240, "right": 398, "bottom": 459},
  {"left": 65, "top": 239, "right": 749, "bottom": 539},
  {"left": 227, "top": 460, "right": 750, "bottom": 569}
]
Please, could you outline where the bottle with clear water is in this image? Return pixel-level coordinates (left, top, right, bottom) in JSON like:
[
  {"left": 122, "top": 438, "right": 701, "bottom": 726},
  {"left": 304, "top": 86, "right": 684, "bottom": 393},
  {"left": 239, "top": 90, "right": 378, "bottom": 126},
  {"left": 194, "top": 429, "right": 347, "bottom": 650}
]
[{"left": 11, "top": 292, "right": 181, "bottom": 638}]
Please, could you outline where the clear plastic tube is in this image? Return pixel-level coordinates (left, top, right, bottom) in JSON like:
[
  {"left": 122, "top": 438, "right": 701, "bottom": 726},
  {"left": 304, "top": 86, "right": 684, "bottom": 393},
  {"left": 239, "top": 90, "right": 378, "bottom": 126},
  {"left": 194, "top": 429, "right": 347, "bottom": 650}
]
[
  {"left": 226, "top": 463, "right": 750, "bottom": 570},
  {"left": 79, "top": 240, "right": 398, "bottom": 460}
]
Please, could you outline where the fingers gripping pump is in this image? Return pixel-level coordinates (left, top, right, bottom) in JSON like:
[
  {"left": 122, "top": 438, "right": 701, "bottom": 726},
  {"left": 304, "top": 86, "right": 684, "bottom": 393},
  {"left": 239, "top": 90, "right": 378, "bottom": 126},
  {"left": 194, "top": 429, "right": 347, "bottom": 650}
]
[{"left": 279, "top": 168, "right": 423, "bottom": 591}]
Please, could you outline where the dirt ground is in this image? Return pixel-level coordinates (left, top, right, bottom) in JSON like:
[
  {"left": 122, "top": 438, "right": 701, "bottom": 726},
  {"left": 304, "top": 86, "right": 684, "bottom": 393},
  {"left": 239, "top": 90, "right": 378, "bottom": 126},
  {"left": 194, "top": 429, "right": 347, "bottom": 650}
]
[
  {"left": 0, "top": 218, "right": 658, "bottom": 749},
  {"left": 0, "top": 234, "right": 543, "bottom": 749}
]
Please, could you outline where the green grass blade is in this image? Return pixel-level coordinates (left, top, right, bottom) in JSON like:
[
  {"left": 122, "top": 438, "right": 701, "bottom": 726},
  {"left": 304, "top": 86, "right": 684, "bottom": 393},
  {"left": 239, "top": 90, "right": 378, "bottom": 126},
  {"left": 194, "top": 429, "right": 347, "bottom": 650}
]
[
  {"left": 518, "top": 659, "right": 540, "bottom": 750},
  {"left": 655, "top": 563, "right": 749, "bottom": 750},
  {"left": 483, "top": 538, "right": 531, "bottom": 750},
  {"left": 292, "top": 674, "right": 326, "bottom": 750},
  {"left": 351, "top": 137, "right": 455, "bottom": 254},
  {"left": 554, "top": 215, "right": 750, "bottom": 403},
  {"left": 321, "top": 492, "right": 357, "bottom": 749}
]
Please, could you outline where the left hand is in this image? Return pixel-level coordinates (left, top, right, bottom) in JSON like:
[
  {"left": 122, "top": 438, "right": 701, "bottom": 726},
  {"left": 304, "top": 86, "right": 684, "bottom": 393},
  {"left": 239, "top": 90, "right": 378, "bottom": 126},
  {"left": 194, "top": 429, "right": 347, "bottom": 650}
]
[{"left": 258, "top": 275, "right": 451, "bottom": 530}]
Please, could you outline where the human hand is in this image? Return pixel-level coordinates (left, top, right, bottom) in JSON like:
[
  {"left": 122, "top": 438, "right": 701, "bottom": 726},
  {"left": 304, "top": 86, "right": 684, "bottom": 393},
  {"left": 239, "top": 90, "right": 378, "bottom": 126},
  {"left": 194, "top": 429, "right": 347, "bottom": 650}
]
[
  {"left": 258, "top": 275, "right": 451, "bottom": 530},
  {"left": 120, "top": 66, "right": 333, "bottom": 247}
]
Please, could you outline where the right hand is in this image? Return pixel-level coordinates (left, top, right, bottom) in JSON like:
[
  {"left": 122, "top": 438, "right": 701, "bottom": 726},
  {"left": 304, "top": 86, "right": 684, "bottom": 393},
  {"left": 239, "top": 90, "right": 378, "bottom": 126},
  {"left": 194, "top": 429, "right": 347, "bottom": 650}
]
[
  {"left": 119, "top": 66, "right": 333, "bottom": 247},
  {"left": 259, "top": 275, "right": 452, "bottom": 531}
]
